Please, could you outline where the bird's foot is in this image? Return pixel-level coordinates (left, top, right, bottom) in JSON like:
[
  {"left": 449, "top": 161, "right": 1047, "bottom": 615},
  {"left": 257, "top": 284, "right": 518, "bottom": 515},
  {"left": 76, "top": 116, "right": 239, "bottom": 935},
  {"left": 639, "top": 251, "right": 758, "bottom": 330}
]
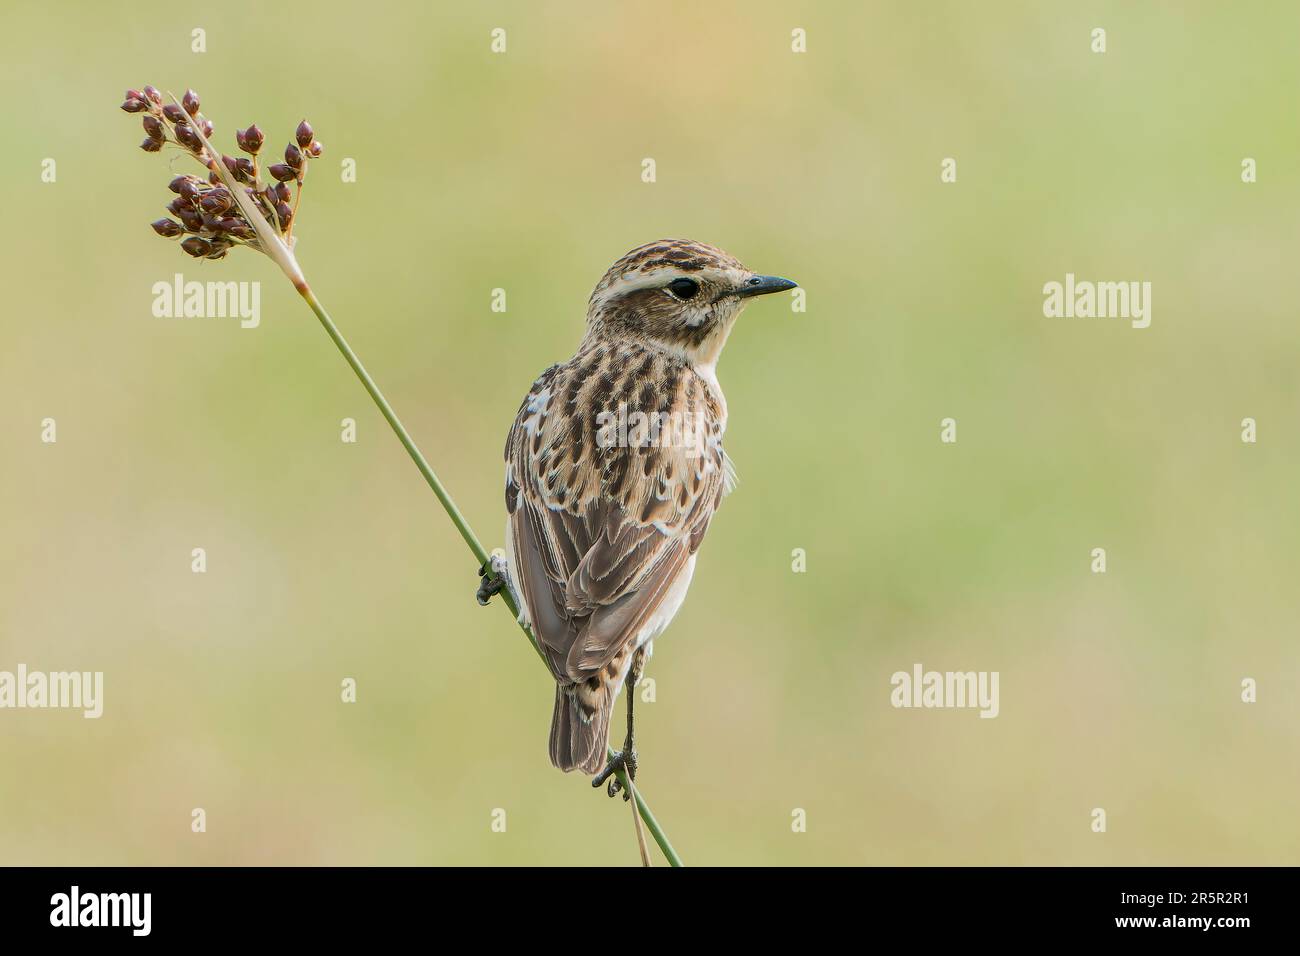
[
  {"left": 476, "top": 551, "right": 509, "bottom": 606},
  {"left": 592, "top": 746, "right": 638, "bottom": 801}
]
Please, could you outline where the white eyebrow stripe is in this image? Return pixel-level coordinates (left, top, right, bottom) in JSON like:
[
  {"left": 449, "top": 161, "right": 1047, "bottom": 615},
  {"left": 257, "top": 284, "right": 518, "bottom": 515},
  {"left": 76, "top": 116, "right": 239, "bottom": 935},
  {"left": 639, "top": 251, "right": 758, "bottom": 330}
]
[{"left": 600, "top": 269, "right": 680, "bottom": 297}]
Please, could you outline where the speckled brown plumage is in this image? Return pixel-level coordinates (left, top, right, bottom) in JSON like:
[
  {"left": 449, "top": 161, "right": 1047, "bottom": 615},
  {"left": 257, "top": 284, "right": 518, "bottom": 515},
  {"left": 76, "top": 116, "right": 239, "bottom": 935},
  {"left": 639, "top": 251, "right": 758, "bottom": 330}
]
[{"left": 501, "top": 239, "right": 795, "bottom": 775}]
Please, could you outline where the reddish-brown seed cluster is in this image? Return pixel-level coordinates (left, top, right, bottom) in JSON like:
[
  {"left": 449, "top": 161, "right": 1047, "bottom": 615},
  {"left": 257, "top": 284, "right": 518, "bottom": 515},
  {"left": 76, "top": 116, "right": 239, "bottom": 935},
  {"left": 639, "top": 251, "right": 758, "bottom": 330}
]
[{"left": 120, "top": 86, "right": 323, "bottom": 260}]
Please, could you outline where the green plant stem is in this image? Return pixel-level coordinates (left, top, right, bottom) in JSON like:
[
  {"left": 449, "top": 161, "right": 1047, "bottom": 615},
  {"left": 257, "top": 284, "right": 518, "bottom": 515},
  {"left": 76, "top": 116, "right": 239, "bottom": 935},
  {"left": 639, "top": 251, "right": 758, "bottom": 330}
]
[
  {"left": 622, "top": 770, "right": 681, "bottom": 866},
  {"left": 296, "top": 283, "right": 683, "bottom": 867}
]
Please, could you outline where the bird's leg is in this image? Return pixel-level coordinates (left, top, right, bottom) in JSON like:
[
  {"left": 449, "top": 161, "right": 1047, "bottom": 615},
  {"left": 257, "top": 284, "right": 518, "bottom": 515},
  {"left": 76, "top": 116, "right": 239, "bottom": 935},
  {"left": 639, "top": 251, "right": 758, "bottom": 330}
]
[
  {"left": 475, "top": 550, "right": 509, "bottom": 606},
  {"left": 591, "top": 690, "right": 637, "bottom": 800},
  {"left": 592, "top": 648, "right": 646, "bottom": 801}
]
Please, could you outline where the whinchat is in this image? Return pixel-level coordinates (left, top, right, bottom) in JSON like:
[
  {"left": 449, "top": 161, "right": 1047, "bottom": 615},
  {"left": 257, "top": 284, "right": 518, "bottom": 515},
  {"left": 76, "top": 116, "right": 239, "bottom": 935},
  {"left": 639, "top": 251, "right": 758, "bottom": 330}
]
[{"left": 478, "top": 239, "right": 796, "bottom": 795}]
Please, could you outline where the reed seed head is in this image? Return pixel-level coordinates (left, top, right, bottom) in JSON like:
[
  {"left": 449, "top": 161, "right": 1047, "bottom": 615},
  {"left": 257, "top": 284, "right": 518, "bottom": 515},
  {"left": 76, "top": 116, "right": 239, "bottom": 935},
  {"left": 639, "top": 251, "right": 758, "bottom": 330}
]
[{"left": 119, "top": 84, "right": 323, "bottom": 270}]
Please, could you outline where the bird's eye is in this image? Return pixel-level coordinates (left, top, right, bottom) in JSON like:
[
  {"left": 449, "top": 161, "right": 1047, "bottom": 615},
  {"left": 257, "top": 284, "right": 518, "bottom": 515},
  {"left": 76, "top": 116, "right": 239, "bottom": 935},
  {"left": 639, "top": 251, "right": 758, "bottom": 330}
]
[{"left": 667, "top": 278, "right": 700, "bottom": 300}]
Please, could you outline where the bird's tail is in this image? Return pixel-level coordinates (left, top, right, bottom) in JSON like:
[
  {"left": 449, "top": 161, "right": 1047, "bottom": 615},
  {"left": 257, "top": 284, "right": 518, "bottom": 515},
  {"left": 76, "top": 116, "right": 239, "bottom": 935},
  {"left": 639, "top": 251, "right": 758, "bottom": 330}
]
[{"left": 549, "top": 683, "right": 611, "bottom": 775}]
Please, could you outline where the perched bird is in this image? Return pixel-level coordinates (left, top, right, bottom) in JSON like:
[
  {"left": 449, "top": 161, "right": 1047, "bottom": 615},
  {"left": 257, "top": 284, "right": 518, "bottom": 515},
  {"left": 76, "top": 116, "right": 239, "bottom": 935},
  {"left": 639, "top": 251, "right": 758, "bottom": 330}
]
[{"left": 478, "top": 239, "right": 796, "bottom": 795}]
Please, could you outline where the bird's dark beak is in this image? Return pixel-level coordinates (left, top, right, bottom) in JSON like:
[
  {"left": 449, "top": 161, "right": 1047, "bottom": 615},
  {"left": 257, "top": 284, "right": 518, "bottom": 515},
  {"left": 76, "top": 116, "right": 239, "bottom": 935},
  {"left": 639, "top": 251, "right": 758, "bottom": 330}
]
[{"left": 735, "top": 274, "right": 798, "bottom": 299}]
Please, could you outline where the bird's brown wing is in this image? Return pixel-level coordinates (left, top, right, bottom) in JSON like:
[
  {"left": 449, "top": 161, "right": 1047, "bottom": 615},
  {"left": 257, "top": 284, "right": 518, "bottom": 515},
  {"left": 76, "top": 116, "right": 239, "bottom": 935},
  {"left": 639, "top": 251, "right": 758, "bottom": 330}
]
[{"left": 504, "top": 356, "right": 726, "bottom": 686}]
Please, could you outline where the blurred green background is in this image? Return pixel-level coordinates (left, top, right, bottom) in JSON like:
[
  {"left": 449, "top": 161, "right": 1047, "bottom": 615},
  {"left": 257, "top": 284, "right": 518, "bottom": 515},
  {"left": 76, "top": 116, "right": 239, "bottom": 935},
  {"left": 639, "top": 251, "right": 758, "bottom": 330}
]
[{"left": 2, "top": 0, "right": 1298, "bottom": 865}]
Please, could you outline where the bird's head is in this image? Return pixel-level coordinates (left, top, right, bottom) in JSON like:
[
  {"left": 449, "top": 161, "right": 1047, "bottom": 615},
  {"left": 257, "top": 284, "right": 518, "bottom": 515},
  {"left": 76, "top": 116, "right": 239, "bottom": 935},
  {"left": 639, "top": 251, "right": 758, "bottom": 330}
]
[{"left": 584, "top": 239, "right": 797, "bottom": 366}]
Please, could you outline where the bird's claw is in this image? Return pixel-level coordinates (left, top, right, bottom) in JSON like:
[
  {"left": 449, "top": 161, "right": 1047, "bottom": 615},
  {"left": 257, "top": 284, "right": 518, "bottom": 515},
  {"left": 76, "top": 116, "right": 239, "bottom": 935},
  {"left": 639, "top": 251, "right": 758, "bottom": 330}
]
[
  {"left": 476, "top": 552, "right": 508, "bottom": 606},
  {"left": 476, "top": 564, "right": 503, "bottom": 606},
  {"left": 592, "top": 747, "right": 638, "bottom": 801}
]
